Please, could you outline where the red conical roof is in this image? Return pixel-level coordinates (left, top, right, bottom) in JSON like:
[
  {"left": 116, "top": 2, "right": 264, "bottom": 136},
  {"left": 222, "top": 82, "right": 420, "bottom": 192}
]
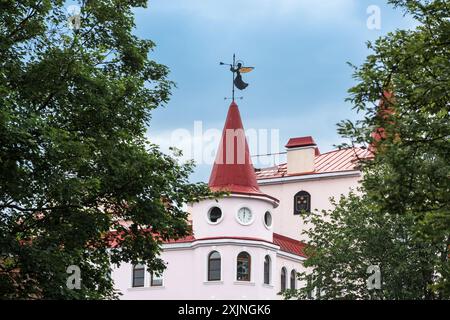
[{"left": 209, "top": 102, "right": 278, "bottom": 205}]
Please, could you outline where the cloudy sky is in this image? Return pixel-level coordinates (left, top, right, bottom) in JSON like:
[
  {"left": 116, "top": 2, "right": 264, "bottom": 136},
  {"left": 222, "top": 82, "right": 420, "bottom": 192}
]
[{"left": 131, "top": 0, "right": 417, "bottom": 182}]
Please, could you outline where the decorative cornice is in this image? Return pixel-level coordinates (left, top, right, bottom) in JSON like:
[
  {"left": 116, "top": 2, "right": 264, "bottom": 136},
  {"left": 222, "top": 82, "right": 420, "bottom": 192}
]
[{"left": 257, "top": 170, "right": 361, "bottom": 185}]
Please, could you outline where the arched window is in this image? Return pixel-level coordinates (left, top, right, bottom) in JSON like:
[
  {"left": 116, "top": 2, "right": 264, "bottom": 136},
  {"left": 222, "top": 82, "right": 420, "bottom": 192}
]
[
  {"left": 280, "top": 267, "right": 287, "bottom": 292},
  {"left": 132, "top": 264, "right": 145, "bottom": 287},
  {"left": 208, "top": 251, "right": 221, "bottom": 281},
  {"left": 294, "top": 191, "right": 311, "bottom": 214},
  {"left": 290, "top": 269, "right": 297, "bottom": 289},
  {"left": 236, "top": 252, "right": 251, "bottom": 281},
  {"left": 263, "top": 255, "right": 271, "bottom": 284}
]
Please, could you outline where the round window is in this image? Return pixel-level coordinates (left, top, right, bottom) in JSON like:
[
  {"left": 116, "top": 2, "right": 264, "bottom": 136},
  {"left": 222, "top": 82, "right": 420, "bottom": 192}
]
[
  {"left": 208, "top": 207, "right": 222, "bottom": 223},
  {"left": 264, "top": 211, "right": 272, "bottom": 228}
]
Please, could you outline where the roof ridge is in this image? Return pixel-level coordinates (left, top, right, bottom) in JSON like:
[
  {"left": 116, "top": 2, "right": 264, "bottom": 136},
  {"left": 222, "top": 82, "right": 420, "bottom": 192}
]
[{"left": 315, "top": 146, "right": 360, "bottom": 156}]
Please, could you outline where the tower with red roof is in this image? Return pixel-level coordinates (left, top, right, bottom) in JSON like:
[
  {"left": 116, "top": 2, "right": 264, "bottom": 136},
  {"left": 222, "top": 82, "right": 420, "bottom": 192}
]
[
  {"left": 208, "top": 101, "right": 278, "bottom": 204},
  {"left": 112, "top": 99, "right": 362, "bottom": 300}
]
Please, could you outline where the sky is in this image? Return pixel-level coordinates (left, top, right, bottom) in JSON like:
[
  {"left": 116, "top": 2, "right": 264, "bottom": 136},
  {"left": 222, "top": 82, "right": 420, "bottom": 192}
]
[{"left": 131, "top": 0, "right": 417, "bottom": 183}]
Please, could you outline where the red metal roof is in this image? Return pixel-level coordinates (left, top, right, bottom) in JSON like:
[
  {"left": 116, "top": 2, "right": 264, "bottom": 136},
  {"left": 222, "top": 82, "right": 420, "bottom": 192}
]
[
  {"left": 256, "top": 147, "right": 371, "bottom": 180},
  {"left": 108, "top": 232, "right": 307, "bottom": 257},
  {"left": 285, "top": 136, "right": 316, "bottom": 148},
  {"left": 209, "top": 102, "right": 278, "bottom": 203},
  {"left": 168, "top": 235, "right": 308, "bottom": 258},
  {"left": 164, "top": 235, "right": 196, "bottom": 244},
  {"left": 273, "top": 233, "right": 307, "bottom": 257}
]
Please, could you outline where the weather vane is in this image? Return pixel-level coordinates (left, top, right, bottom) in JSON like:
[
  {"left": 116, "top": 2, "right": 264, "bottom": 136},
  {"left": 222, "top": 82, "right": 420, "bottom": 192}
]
[{"left": 220, "top": 54, "right": 254, "bottom": 101}]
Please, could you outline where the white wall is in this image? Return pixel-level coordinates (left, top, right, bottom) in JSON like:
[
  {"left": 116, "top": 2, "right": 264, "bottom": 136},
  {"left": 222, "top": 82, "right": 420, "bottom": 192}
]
[
  {"left": 112, "top": 241, "right": 304, "bottom": 300},
  {"left": 259, "top": 175, "right": 360, "bottom": 241},
  {"left": 189, "top": 196, "right": 275, "bottom": 243}
]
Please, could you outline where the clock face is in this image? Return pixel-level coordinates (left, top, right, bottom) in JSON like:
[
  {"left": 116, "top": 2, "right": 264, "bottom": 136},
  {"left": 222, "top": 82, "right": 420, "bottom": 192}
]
[{"left": 237, "top": 207, "right": 253, "bottom": 225}]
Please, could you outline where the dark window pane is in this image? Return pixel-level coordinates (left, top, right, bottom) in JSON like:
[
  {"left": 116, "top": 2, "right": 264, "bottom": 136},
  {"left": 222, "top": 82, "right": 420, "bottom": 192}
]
[
  {"left": 208, "top": 259, "right": 221, "bottom": 281},
  {"left": 209, "top": 207, "right": 222, "bottom": 223},
  {"left": 264, "top": 212, "right": 272, "bottom": 227},
  {"left": 237, "top": 252, "right": 251, "bottom": 281},
  {"left": 150, "top": 272, "right": 163, "bottom": 286},
  {"left": 294, "top": 191, "right": 311, "bottom": 214},
  {"left": 209, "top": 269, "right": 220, "bottom": 281},
  {"left": 132, "top": 265, "right": 145, "bottom": 287},
  {"left": 290, "top": 270, "right": 296, "bottom": 289},
  {"left": 264, "top": 256, "right": 270, "bottom": 284},
  {"left": 281, "top": 268, "right": 287, "bottom": 292},
  {"left": 208, "top": 251, "right": 221, "bottom": 281}
]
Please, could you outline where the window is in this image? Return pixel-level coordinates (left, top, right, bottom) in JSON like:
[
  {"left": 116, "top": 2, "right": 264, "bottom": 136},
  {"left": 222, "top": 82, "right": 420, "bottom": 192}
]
[
  {"left": 208, "top": 251, "right": 221, "bottom": 281},
  {"left": 236, "top": 252, "right": 251, "bottom": 281},
  {"left": 264, "top": 211, "right": 272, "bottom": 228},
  {"left": 150, "top": 271, "right": 163, "bottom": 286},
  {"left": 280, "top": 267, "right": 287, "bottom": 292},
  {"left": 306, "top": 275, "right": 321, "bottom": 299},
  {"left": 208, "top": 206, "right": 222, "bottom": 223},
  {"left": 132, "top": 264, "right": 145, "bottom": 287},
  {"left": 290, "top": 269, "right": 297, "bottom": 289},
  {"left": 263, "top": 255, "right": 271, "bottom": 284},
  {"left": 294, "top": 191, "right": 311, "bottom": 214}
]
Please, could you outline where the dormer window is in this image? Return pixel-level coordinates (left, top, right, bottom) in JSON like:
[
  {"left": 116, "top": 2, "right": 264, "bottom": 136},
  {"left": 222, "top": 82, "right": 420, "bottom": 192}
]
[{"left": 294, "top": 191, "right": 311, "bottom": 214}]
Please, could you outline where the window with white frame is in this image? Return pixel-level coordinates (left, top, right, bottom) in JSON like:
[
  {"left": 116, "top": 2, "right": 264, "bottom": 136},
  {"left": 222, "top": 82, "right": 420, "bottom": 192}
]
[
  {"left": 132, "top": 264, "right": 145, "bottom": 287},
  {"left": 207, "top": 206, "right": 222, "bottom": 224},
  {"left": 280, "top": 267, "right": 287, "bottom": 292},
  {"left": 150, "top": 271, "right": 163, "bottom": 286},
  {"left": 236, "top": 252, "right": 251, "bottom": 281},
  {"left": 290, "top": 269, "right": 297, "bottom": 289},
  {"left": 208, "top": 251, "right": 221, "bottom": 281},
  {"left": 263, "top": 255, "right": 271, "bottom": 285}
]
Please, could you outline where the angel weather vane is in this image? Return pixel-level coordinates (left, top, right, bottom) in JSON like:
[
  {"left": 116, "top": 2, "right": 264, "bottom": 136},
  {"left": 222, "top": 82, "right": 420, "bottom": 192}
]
[{"left": 220, "top": 54, "right": 254, "bottom": 101}]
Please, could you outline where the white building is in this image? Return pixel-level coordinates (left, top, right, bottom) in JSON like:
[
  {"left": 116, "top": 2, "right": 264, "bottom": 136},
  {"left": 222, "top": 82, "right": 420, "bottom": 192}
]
[{"left": 112, "top": 101, "right": 365, "bottom": 299}]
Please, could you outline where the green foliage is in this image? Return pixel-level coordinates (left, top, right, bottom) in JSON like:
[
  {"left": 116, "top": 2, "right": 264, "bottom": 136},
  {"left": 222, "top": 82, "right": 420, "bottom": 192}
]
[
  {"left": 287, "top": 192, "right": 443, "bottom": 299},
  {"left": 0, "top": 1, "right": 215, "bottom": 299},
  {"left": 288, "top": 0, "right": 449, "bottom": 299}
]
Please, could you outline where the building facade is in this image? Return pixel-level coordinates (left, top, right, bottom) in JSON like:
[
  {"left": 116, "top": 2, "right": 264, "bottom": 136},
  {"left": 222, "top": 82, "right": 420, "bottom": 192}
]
[{"left": 112, "top": 102, "right": 365, "bottom": 299}]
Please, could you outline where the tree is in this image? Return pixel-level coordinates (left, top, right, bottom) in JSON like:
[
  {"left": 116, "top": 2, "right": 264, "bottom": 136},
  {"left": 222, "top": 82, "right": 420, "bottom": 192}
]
[
  {"left": 0, "top": 1, "right": 214, "bottom": 299},
  {"left": 287, "top": 0, "right": 449, "bottom": 299}
]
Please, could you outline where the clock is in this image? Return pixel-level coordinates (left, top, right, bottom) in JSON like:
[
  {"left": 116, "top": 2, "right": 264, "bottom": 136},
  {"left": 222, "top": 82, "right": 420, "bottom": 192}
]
[{"left": 237, "top": 207, "right": 253, "bottom": 225}]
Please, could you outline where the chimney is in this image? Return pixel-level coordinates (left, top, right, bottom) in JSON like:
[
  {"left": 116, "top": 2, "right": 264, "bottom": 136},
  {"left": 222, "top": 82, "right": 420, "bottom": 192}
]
[{"left": 285, "top": 136, "right": 318, "bottom": 175}]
